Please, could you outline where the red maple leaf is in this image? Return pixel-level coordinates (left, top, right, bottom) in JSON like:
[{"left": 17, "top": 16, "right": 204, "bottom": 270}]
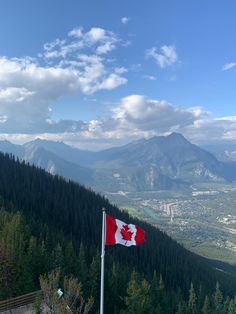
[{"left": 120, "top": 224, "right": 133, "bottom": 241}]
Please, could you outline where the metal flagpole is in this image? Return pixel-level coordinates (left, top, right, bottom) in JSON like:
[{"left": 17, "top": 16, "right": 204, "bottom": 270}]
[{"left": 100, "top": 208, "right": 106, "bottom": 314}]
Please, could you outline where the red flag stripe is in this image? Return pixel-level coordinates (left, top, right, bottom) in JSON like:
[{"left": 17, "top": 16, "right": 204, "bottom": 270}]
[
  {"left": 105, "top": 214, "right": 117, "bottom": 245},
  {"left": 135, "top": 225, "right": 146, "bottom": 245}
]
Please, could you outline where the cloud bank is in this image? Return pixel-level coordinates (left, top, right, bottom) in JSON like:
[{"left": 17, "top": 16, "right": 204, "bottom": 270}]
[
  {"left": 0, "top": 26, "right": 235, "bottom": 149},
  {"left": 0, "top": 27, "right": 127, "bottom": 134},
  {"left": 0, "top": 93, "right": 234, "bottom": 150}
]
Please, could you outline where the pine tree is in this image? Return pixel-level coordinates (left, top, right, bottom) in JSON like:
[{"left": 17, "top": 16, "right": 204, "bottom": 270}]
[
  {"left": 202, "top": 295, "right": 210, "bottom": 314},
  {"left": 88, "top": 252, "right": 100, "bottom": 311},
  {"left": 78, "top": 243, "right": 88, "bottom": 293},
  {"left": 228, "top": 299, "right": 236, "bottom": 314},
  {"left": 176, "top": 301, "right": 187, "bottom": 314},
  {"left": 64, "top": 242, "right": 77, "bottom": 276},
  {"left": 0, "top": 246, "right": 16, "bottom": 299},
  {"left": 224, "top": 296, "right": 231, "bottom": 314},
  {"left": 52, "top": 243, "right": 64, "bottom": 270},
  {"left": 213, "top": 282, "right": 223, "bottom": 314},
  {"left": 1, "top": 212, "right": 27, "bottom": 263},
  {"left": 122, "top": 271, "right": 152, "bottom": 314},
  {"left": 188, "top": 282, "right": 197, "bottom": 314},
  {"left": 150, "top": 272, "right": 166, "bottom": 313},
  {"left": 150, "top": 271, "right": 160, "bottom": 311}
]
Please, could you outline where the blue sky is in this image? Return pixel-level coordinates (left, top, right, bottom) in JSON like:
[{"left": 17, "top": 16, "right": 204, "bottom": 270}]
[{"left": 0, "top": 0, "right": 236, "bottom": 149}]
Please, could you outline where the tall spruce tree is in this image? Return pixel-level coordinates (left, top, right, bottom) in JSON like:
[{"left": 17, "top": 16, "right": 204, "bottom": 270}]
[
  {"left": 188, "top": 282, "right": 197, "bottom": 314},
  {"left": 202, "top": 295, "right": 210, "bottom": 314},
  {"left": 122, "top": 271, "right": 152, "bottom": 314},
  {"left": 213, "top": 282, "right": 223, "bottom": 314}
]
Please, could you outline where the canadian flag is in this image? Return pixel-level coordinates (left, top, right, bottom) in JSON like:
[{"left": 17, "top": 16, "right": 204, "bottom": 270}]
[{"left": 105, "top": 214, "right": 145, "bottom": 247}]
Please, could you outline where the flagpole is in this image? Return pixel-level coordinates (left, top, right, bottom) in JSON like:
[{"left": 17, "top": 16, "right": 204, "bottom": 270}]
[{"left": 100, "top": 208, "right": 106, "bottom": 314}]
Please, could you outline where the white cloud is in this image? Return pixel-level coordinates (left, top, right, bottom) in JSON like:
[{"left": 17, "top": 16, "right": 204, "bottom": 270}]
[
  {"left": 44, "top": 27, "right": 119, "bottom": 58},
  {"left": 0, "top": 55, "right": 127, "bottom": 132},
  {"left": 114, "top": 67, "right": 128, "bottom": 74},
  {"left": 1, "top": 92, "right": 236, "bottom": 150},
  {"left": 0, "top": 87, "right": 35, "bottom": 103},
  {"left": 182, "top": 117, "right": 236, "bottom": 144},
  {"left": 0, "top": 26, "right": 127, "bottom": 134},
  {"left": 146, "top": 45, "right": 178, "bottom": 68},
  {"left": 121, "top": 17, "right": 130, "bottom": 25},
  {"left": 216, "top": 116, "right": 236, "bottom": 121},
  {"left": 222, "top": 62, "right": 236, "bottom": 71},
  {"left": 143, "top": 75, "right": 157, "bottom": 81},
  {"left": 0, "top": 93, "right": 205, "bottom": 148},
  {"left": 97, "top": 73, "right": 127, "bottom": 91},
  {"left": 68, "top": 27, "right": 83, "bottom": 38},
  {"left": 111, "top": 95, "right": 201, "bottom": 133}
]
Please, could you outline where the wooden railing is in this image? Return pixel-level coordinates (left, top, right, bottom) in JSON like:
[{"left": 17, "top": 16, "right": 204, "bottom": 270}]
[{"left": 0, "top": 290, "right": 42, "bottom": 312}]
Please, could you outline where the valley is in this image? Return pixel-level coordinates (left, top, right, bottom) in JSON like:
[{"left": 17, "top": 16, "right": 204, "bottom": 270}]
[
  {"left": 1, "top": 133, "right": 236, "bottom": 265},
  {"left": 105, "top": 182, "right": 236, "bottom": 265}
]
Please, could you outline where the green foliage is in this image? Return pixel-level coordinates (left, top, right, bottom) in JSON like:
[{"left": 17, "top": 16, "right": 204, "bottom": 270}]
[
  {"left": 0, "top": 246, "right": 16, "bottom": 299},
  {"left": 213, "top": 282, "right": 223, "bottom": 314},
  {"left": 188, "top": 282, "right": 197, "bottom": 314},
  {"left": 122, "top": 271, "right": 151, "bottom": 314},
  {"left": 0, "top": 153, "right": 236, "bottom": 313},
  {"left": 39, "top": 268, "right": 93, "bottom": 314},
  {"left": 202, "top": 296, "right": 210, "bottom": 314},
  {"left": 33, "top": 292, "right": 42, "bottom": 314},
  {"left": 227, "top": 298, "right": 236, "bottom": 314}
]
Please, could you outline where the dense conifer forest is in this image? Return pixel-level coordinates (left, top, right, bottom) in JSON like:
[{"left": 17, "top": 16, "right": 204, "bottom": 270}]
[{"left": 0, "top": 153, "right": 236, "bottom": 313}]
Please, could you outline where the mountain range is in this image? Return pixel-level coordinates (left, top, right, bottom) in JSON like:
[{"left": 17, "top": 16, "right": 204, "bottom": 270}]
[{"left": 1, "top": 133, "right": 236, "bottom": 192}]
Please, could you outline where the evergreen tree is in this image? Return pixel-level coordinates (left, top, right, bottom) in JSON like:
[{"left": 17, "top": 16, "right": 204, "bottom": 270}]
[
  {"left": 150, "top": 272, "right": 167, "bottom": 313},
  {"left": 158, "top": 274, "right": 166, "bottom": 312},
  {"left": 202, "top": 295, "right": 210, "bottom": 314},
  {"left": 52, "top": 243, "right": 64, "bottom": 270},
  {"left": 150, "top": 271, "right": 160, "bottom": 312},
  {"left": 78, "top": 243, "right": 88, "bottom": 293},
  {"left": 0, "top": 246, "right": 16, "bottom": 299},
  {"left": 64, "top": 242, "right": 77, "bottom": 276},
  {"left": 228, "top": 299, "right": 236, "bottom": 314},
  {"left": 224, "top": 296, "right": 231, "bottom": 314},
  {"left": 88, "top": 252, "right": 100, "bottom": 311},
  {"left": 176, "top": 301, "right": 187, "bottom": 314},
  {"left": 122, "top": 271, "right": 152, "bottom": 314},
  {"left": 213, "top": 282, "right": 223, "bottom": 314},
  {"left": 1, "top": 212, "right": 27, "bottom": 263},
  {"left": 188, "top": 282, "right": 197, "bottom": 314},
  {"left": 198, "top": 285, "right": 206, "bottom": 313}
]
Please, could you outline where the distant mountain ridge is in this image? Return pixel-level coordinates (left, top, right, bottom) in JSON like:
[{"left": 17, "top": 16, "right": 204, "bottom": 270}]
[
  {"left": 1, "top": 133, "right": 236, "bottom": 192},
  {"left": 202, "top": 142, "right": 236, "bottom": 162}
]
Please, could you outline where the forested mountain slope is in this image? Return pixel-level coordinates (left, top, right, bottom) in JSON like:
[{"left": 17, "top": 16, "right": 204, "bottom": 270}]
[{"left": 0, "top": 153, "right": 235, "bottom": 313}]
